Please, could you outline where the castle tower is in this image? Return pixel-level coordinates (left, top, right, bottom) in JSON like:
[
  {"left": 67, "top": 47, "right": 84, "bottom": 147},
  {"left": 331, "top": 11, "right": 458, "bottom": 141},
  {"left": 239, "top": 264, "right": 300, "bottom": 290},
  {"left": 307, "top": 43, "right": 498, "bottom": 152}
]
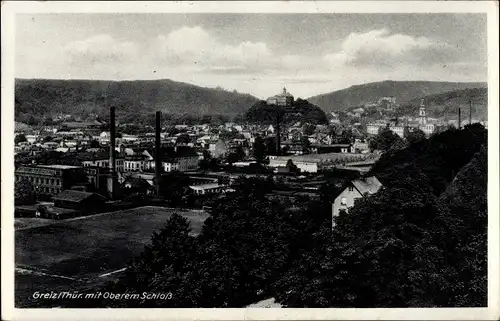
[{"left": 418, "top": 98, "right": 427, "bottom": 125}]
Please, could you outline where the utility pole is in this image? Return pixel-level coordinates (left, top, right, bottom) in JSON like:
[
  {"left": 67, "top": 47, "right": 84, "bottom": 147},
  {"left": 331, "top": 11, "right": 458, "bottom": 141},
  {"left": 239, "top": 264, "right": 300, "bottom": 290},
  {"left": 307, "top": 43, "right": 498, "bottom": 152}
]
[
  {"left": 469, "top": 99, "right": 473, "bottom": 125},
  {"left": 458, "top": 107, "right": 461, "bottom": 129},
  {"left": 275, "top": 112, "right": 281, "bottom": 155}
]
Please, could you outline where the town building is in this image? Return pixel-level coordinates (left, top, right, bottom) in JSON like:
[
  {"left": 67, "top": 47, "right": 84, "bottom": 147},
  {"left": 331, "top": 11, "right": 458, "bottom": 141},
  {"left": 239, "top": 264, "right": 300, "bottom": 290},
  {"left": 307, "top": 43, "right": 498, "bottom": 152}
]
[
  {"left": 415, "top": 99, "right": 435, "bottom": 135},
  {"left": 310, "top": 144, "right": 354, "bottom": 154},
  {"left": 266, "top": 87, "right": 294, "bottom": 107},
  {"left": 80, "top": 150, "right": 125, "bottom": 172},
  {"left": 124, "top": 155, "right": 150, "bottom": 172},
  {"left": 15, "top": 164, "right": 85, "bottom": 196},
  {"left": 83, "top": 166, "right": 109, "bottom": 195},
  {"left": 268, "top": 156, "right": 319, "bottom": 173},
  {"left": 121, "top": 177, "right": 154, "bottom": 196},
  {"left": 189, "top": 182, "right": 225, "bottom": 195},
  {"left": 53, "top": 190, "right": 106, "bottom": 211},
  {"left": 331, "top": 176, "right": 383, "bottom": 227},
  {"left": 208, "top": 139, "right": 228, "bottom": 159},
  {"left": 367, "top": 122, "right": 405, "bottom": 138}
]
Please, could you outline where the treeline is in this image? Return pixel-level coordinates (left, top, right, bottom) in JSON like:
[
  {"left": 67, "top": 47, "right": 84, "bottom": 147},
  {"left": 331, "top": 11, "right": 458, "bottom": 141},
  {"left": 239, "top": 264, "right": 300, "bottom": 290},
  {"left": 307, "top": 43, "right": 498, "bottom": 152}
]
[
  {"left": 245, "top": 98, "right": 328, "bottom": 125},
  {"left": 58, "top": 124, "right": 486, "bottom": 308},
  {"left": 15, "top": 78, "right": 259, "bottom": 124},
  {"left": 275, "top": 124, "right": 487, "bottom": 307},
  {"left": 59, "top": 177, "right": 329, "bottom": 308},
  {"left": 398, "top": 87, "right": 487, "bottom": 120}
]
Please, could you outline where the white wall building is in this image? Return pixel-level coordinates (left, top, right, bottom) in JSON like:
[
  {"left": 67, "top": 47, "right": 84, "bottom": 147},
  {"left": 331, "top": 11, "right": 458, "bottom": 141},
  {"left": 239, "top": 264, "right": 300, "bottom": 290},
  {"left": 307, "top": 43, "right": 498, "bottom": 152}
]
[{"left": 331, "top": 176, "right": 382, "bottom": 228}]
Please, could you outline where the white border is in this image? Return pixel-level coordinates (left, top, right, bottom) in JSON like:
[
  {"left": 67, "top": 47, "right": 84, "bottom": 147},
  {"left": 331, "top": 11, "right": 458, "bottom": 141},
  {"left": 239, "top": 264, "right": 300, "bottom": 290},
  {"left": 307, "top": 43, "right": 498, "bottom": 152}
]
[{"left": 2, "top": 1, "right": 499, "bottom": 320}]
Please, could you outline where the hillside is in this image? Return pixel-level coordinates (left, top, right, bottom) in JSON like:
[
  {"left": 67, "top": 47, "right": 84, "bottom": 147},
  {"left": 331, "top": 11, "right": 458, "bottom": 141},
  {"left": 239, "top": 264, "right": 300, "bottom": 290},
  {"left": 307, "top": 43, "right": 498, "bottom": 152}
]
[
  {"left": 15, "top": 79, "right": 259, "bottom": 123},
  {"left": 401, "top": 87, "right": 488, "bottom": 120},
  {"left": 307, "top": 80, "right": 487, "bottom": 112},
  {"left": 245, "top": 99, "right": 328, "bottom": 125}
]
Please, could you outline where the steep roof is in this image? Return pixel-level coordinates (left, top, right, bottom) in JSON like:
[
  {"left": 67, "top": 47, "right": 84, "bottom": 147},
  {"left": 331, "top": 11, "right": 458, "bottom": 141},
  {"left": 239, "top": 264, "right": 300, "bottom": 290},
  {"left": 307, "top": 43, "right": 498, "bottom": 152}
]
[
  {"left": 352, "top": 176, "right": 382, "bottom": 195},
  {"left": 53, "top": 190, "right": 105, "bottom": 203},
  {"left": 122, "top": 177, "right": 152, "bottom": 190}
]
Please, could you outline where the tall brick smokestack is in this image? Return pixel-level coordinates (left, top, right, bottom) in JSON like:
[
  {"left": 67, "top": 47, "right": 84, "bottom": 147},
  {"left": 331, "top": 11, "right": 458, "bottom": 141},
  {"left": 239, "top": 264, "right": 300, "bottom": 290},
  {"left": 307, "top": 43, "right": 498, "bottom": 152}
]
[
  {"left": 107, "top": 106, "right": 118, "bottom": 200},
  {"left": 275, "top": 112, "right": 281, "bottom": 155},
  {"left": 469, "top": 99, "right": 473, "bottom": 125},
  {"left": 109, "top": 106, "right": 116, "bottom": 172},
  {"left": 155, "top": 111, "right": 162, "bottom": 197},
  {"left": 458, "top": 107, "right": 461, "bottom": 129}
]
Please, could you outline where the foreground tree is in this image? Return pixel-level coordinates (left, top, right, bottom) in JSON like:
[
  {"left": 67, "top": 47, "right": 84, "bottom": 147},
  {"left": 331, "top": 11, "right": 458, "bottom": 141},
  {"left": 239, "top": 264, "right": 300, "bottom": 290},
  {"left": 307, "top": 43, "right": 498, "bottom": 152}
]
[
  {"left": 15, "top": 179, "right": 36, "bottom": 205},
  {"left": 368, "top": 126, "right": 403, "bottom": 152},
  {"left": 276, "top": 169, "right": 454, "bottom": 307},
  {"left": 439, "top": 145, "right": 487, "bottom": 306},
  {"left": 253, "top": 136, "right": 267, "bottom": 163},
  {"left": 158, "top": 172, "right": 191, "bottom": 207},
  {"left": 15, "top": 134, "right": 27, "bottom": 145},
  {"left": 404, "top": 128, "right": 426, "bottom": 144}
]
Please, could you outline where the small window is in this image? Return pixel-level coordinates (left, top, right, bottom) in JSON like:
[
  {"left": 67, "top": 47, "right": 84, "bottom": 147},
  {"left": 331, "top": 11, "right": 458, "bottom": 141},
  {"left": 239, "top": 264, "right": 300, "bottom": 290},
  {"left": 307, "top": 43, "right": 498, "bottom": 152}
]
[
  {"left": 348, "top": 186, "right": 354, "bottom": 192},
  {"left": 340, "top": 197, "right": 347, "bottom": 206}
]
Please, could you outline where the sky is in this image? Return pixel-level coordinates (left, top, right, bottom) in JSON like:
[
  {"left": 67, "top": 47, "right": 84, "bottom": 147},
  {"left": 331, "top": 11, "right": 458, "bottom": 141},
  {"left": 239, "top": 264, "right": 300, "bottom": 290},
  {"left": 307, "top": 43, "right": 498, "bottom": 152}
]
[{"left": 15, "top": 13, "right": 487, "bottom": 99}]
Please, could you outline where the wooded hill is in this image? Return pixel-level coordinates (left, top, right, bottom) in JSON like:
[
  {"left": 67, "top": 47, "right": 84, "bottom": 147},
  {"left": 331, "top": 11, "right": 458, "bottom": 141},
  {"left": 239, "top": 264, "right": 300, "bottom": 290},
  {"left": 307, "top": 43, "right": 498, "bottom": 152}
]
[
  {"left": 245, "top": 98, "right": 328, "bottom": 125},
  {"left": 307, "top": 80, "right": 487, "bottom": 112},
  {"left": 399, "top": 87, "right": 488, "bottom": 120},
  {"left": 54, "top": 124, "right": 487, "bottom": 308},
  {"left": 15, "top": 78, "right": 259, "bottom": 123}
]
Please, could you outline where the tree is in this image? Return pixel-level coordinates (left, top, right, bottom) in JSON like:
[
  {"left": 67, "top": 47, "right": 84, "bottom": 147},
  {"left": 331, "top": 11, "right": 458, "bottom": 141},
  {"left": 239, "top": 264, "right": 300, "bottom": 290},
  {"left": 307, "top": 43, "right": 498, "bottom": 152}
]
[
  {"left": 368, "top": 126, "right": 403, "bottom": 152},
  {"left": 176, "top": 133, "right": 191, "bottom": 145},
  {"left": 158, "top": 172, "right": 191, "bottom": 207},
  {"left": 286, "top": 159, "right": 299, "bottom": 174},
  {"left": 15, "top": 134, "right": 27, "bottom": 145},
  {"left": 15, "top": 179, "right": 36, "bottom": 205},
  {"left": 339, "top": 128, "right": 354, "bottom": 144},
  {"left": 42, "top": 135, "right": 54, "bottom": 143},
  {"left": 301, "top": 136, "right": 311, "bottom": 154},
  {"left": 302, "top": 124, "right": 316, "bottom": 136},
  {"left": 89, "top": 139, "right": 100, "bottom": 148},
  {"left": 438, "top": 145, "right": 487, "bottom": 306},
  {"left": 226, "top": 146, "right": 246, "bottom": 165},
  {"left": 105, "top": 213, "right": 199, "bottom": 307},
  {"left": 404, "top": 128, "right": 426, "bottom": 144},
  {"left": 370, "top": 124, "right": 487, "bottom": 195},
  {"left": 276, "top": 168, "right": 454, "bottom": 308},
  {"left": 253, "top": 136, "right": 267, "bottom": 163}
]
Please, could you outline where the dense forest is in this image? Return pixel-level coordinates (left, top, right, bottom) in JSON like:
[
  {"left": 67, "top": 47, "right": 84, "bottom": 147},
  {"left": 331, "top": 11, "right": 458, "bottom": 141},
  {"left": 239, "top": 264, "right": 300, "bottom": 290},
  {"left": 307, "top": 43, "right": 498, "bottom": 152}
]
[
  {"left": 54, "top": 125, "right": 487, "bottom": 308},
  {"left": 245, "top": 98, "right": 328, "bottom": 125},
  {"left": 398, "top": 87, "right": 488, "bottom": 120},
  {"left": 15, "top": 78, "right": 259, "bottom": 124},
  {"left": 307, "top": 80, "right": 487, "bottom": 112}
]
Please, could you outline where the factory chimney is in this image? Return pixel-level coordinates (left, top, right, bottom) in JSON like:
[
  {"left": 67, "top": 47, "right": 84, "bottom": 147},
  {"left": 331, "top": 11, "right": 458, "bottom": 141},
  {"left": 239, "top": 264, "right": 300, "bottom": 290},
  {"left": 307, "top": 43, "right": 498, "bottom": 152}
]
[
  {"left": 275, "top": 112, "right": 281, "bottom": 155},
  {"left": 458, "top": 107, "right": 461, "bottom": 129},
  {"left": 155, "top": 111, "right": 163, "bottom": 197},
  {"left": 109, "top": 106, "right": 116, "bottom": 173},
  {"left": 469, "top": 99, "right": 473, "bottom": 125},
  {"left": 107, "top": 106, "right": 118, "bottom": 199}
]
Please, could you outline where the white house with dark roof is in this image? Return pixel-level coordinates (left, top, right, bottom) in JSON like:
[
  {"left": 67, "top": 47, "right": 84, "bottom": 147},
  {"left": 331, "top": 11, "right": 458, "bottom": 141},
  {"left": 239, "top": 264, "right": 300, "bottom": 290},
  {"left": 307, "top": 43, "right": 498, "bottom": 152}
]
[{"left": 331, "top": 176, "right": 382, "bottom": 228}]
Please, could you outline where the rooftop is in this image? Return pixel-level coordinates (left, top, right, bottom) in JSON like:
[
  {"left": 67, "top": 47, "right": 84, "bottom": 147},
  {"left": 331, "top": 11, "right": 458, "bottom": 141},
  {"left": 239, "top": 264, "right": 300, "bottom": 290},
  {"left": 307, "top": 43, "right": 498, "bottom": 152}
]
[
  {"left": 352, "top": 176, "right": 383, "bottom": 195},
  {"left": 38, "top": 165, "right": 82, "bottom": 170},
  {"left": 189, "top": 183, "right": 221, "bottom": 191},
  {"left": 53, "top": 190, "right": 106, "bottom": 203}
]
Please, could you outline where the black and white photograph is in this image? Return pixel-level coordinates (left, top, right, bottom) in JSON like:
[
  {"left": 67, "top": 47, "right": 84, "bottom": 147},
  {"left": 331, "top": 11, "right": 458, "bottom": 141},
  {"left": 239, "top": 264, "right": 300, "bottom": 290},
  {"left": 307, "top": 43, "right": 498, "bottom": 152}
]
[{"left": 2, "top": 1, "right": 499, "bottom": 320}]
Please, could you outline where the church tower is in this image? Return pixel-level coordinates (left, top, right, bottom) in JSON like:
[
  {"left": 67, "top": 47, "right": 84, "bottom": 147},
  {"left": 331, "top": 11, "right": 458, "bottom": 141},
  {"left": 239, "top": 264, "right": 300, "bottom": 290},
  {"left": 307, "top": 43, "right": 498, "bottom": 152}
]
[{"left": 418, "top": 98, "right": 427, "bottom": 125}]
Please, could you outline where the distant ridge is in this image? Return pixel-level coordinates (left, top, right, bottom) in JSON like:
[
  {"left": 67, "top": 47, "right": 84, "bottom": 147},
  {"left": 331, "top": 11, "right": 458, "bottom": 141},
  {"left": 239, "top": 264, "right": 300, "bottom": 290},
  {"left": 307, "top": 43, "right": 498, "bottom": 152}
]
[
  {"left": 402, "top": 87, "right": 488, "bottom": 120},
  {"left": 15, "top": 78, "right": 260, "bottom": 121},
  {"left": 307, "top": 80, "right": 487, "bottom": 112}
]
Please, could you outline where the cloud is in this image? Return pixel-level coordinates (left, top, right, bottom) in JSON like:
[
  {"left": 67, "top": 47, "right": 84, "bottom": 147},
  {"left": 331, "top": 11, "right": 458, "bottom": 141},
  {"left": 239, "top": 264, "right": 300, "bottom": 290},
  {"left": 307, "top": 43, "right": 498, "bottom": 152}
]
[
  {"left": 153, "top": 26, "right": 274, "bottom": 72},
  {"left": 324, "top": 28, "right": 458, "bottom": 68},
  {"left": 64, "top": 34, "right": 139, "bottom": 64}
]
